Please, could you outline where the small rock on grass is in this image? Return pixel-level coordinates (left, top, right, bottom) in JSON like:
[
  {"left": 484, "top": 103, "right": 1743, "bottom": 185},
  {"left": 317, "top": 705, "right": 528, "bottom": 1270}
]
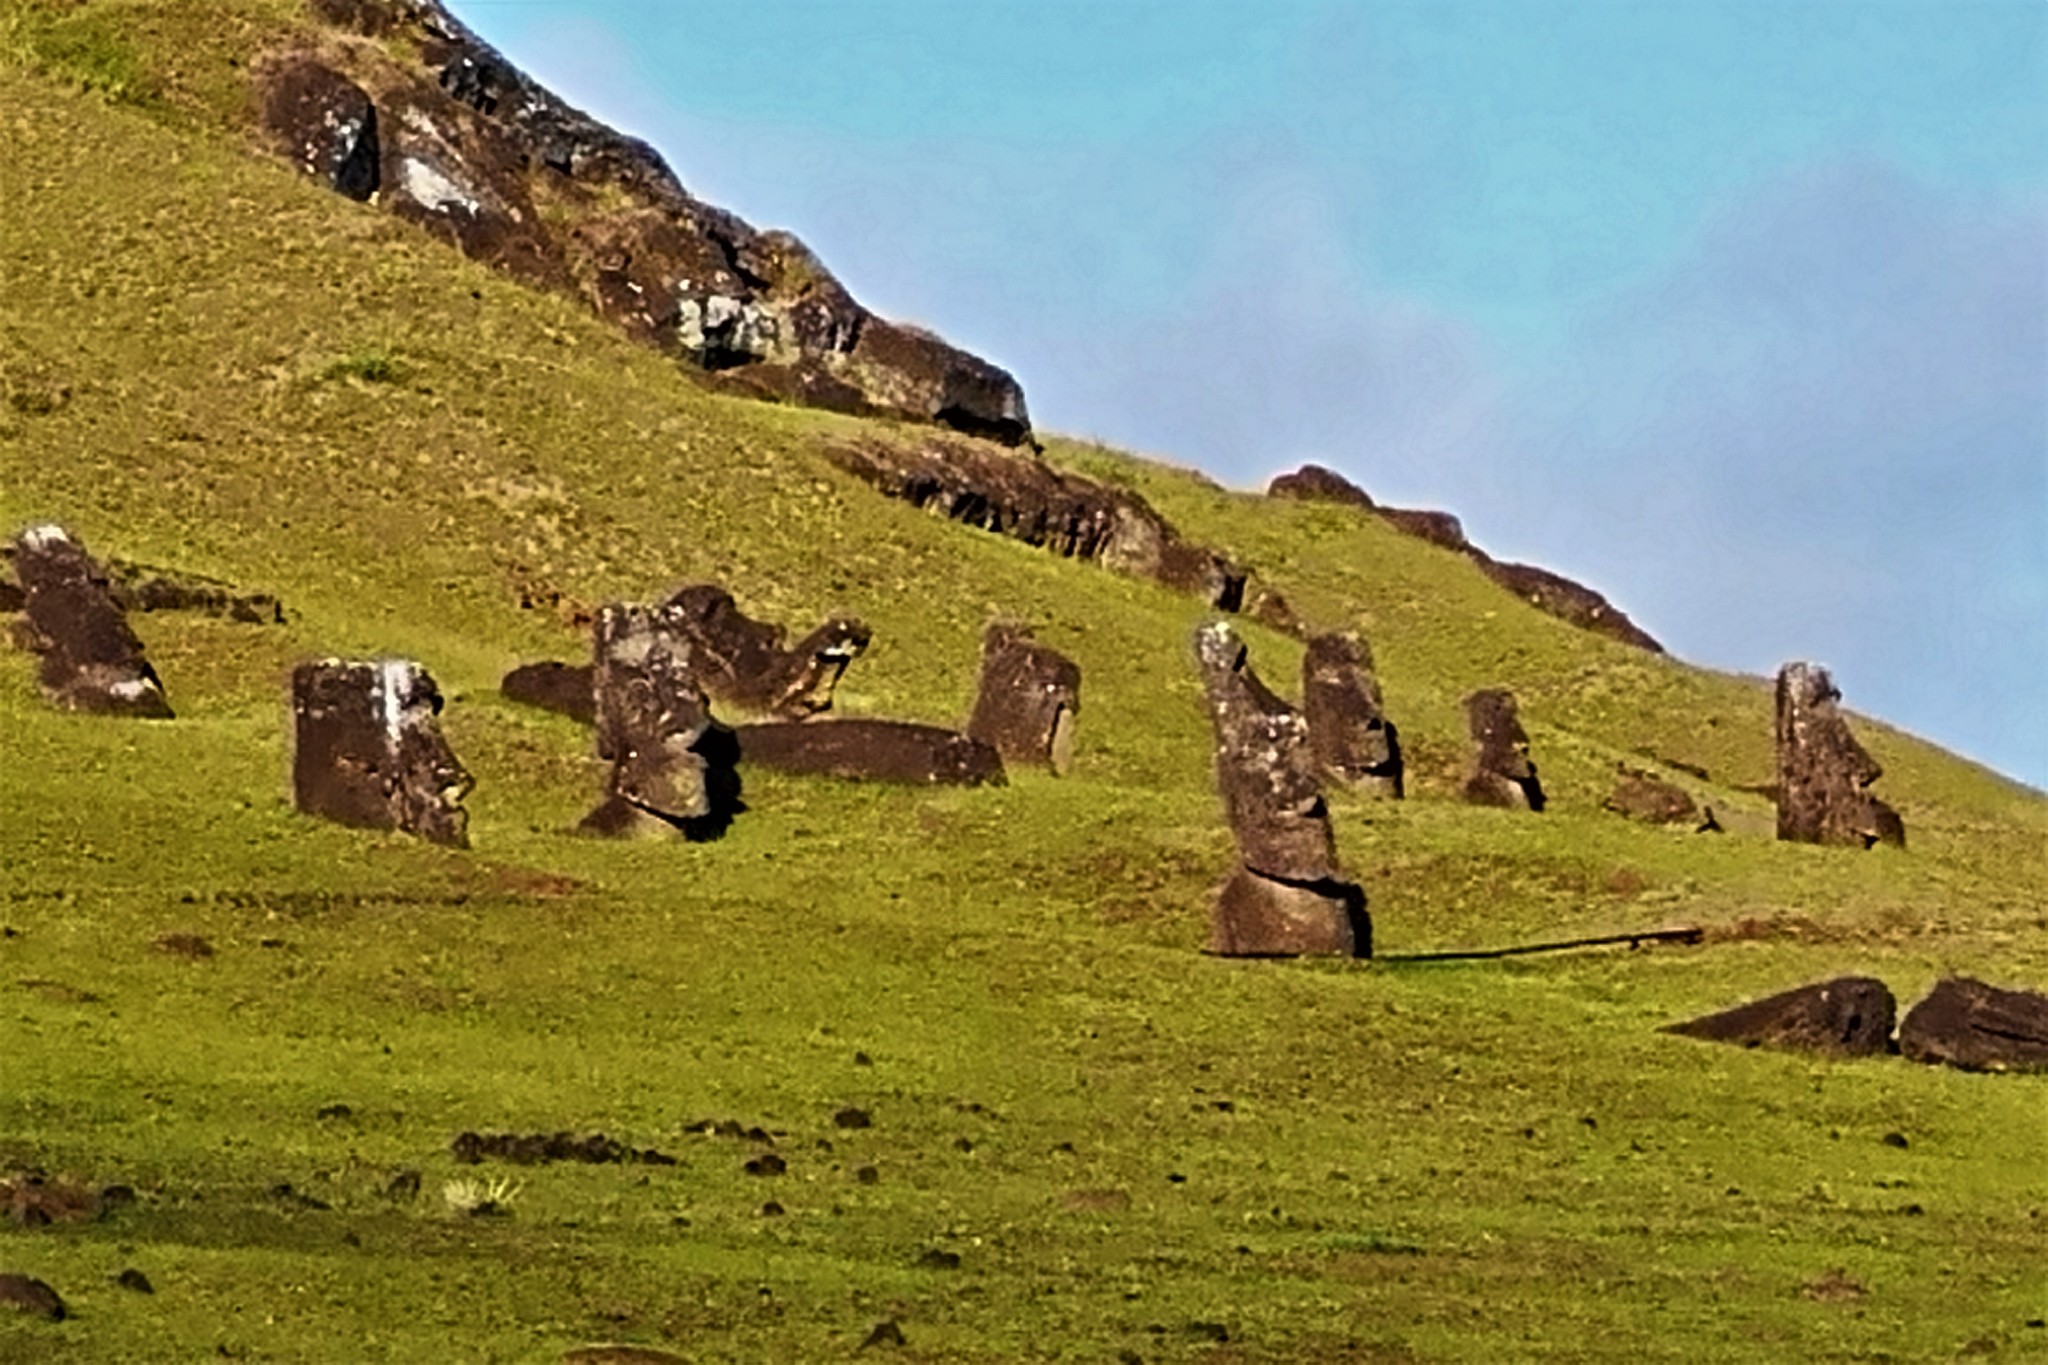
[
  {"left": 115, "top": 1268, "right": 152, "bottom": 1293},
  {"left": 0, "top": 1272, "right": 66, "bottom": 1320},
  {"left": 561, "top": 1348, "right": 689, "bottom": 1365},
  {"left": 833, "top": 1107, "right": 872, "bottom": 1129},
  {"left": 859, "top": 1319, "right": 906, "bottom": 1350}
]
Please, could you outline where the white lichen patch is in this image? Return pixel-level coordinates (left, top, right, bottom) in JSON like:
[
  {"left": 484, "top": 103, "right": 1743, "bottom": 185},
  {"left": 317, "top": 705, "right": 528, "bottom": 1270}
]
[
  {"left": 17, "top": 523, "right": 72, "bottom": 551},
  {"left": 399, "top": 158, "right": 480, "bottom": 216}
]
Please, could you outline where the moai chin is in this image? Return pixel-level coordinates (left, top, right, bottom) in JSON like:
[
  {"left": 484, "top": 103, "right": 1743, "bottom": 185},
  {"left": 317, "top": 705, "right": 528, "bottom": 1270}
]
[
  {"left": 965, "top": 622, "right": 1081, "bottom": 775},
  {"left": 9, "top": 524, "right": 172, "bottom": 717},
  {"left": 291, "top": 659, "right": 471, "bottom": 846},
  {"left": 1301, "top": 631, "right": 1402, "bottom": 798},
  {"left": 580, "top": 602, "right": 739, "bottom": 839},
  {"left": 1462, "top": 689, "right": 1545, "bottom": 811},
  {"left": 1774, "top": 662, "right": 1903, "bottom": 848}
]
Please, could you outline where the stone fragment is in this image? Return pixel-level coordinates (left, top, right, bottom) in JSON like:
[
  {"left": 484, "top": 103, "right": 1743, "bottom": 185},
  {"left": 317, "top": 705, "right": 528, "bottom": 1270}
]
[
  {"left": 663, "top": 584, "right": 870, "bottom": 717},
  {"left": 500, "top": 660, "right": 597, "bottom": 724},
  {"left": 1663, "top": 977, "right": 1896, "bottom": 1057},
  {"left": 965, "top": 623, "right": 1081, "bottom": 774},
  {"left": 1775, "top": 663, "right": 1904, "bottom": 849},
  {"left": 1, "top": 1173, "right": 99, "bottom": 1228},
  {"left": 1462, "top": 690, "right": 1545, "bottom": 811},
  {"left": 735, "top": 720, "right": 1005, "bottom": 787},
  {"left": 1898, "top": 978, "right": 2048, "bottom": 1074},
  {"left": 1604, "top": 769, "right": 1697, "bottom": 825},
  {"left": 1300, "top": 632, "right": 1402, "bottom": 797},
  {"left": 291, "top": 659, "right": 472, "bottom": 846},
  {"left": 255, "top": 54, "right": 380, "bottom": 201},
  {"left": 0, "top": 1272, "right": 65, "bottom": 1321},
  {"left": 9, "top": 524, "right": 172, "bottom": 717},
  {"left": 579, "top": 604, "right": 740, "bottom": 839}
]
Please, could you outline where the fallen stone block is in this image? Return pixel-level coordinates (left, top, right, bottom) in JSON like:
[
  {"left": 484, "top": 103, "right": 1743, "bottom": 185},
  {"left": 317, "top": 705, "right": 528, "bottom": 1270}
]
[
  {"left": 1664, "top": 977, "right": 1896, "bottom": 1057},
  {"left": 9, "top": 524, "right": 172, "bottom": 717},
  {"left": 1208, "top": 868, "right": 1369, "bottom": 958},
  {"left": 1898, "top": 977, "right": 2048, "bottom": 1074},
  {"left": 0, "top": 1272, "right": 65, "bottom": 1321},
  {"left": 292, "top": 659, "right": 473, "bottom": 846},
  {"left": 105, "top": 558, "right": 285, "bottom": 624},
  {"left": 1462, "top": 689, "right": 1544, "bottom": 811},
  {"left": 663, "top": 584, "right": 870, "bottom": 717},
  {"left": 1776, "top": 662, "right": 1904, "bottom": 849},
  {"left": 735, "top": 719, "right": 1005, "bottom": 787},
  {"left": 1301, "top": 632, "right": 1402, "bottom": 797},
  {"left": 965, "top": 623, "right": 1081, "bottom": 774},
  {"left": 500, "top": 660, "right": 596, "bottom": 724},
  {"left": 580, "top": 603, "right": 740, "bottom": 839},
  {"left": 1604, "top": 769, "right": 1697, "bottom": 825}
]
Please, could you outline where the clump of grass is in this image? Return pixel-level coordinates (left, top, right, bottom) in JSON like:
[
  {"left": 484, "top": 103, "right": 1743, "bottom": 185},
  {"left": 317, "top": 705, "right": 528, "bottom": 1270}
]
[
  {"left": 1, "top": 4, "right": 158, "bottom": 107},
  {"left": 321, "top": 347, "right": 410, "bottom": 386},
  {"left": 442, "top": 1175, "right": 522, "bottom": 1217}
]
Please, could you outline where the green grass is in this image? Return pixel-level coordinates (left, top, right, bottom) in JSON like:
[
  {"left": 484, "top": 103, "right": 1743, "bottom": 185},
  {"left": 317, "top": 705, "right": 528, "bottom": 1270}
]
[{"left": 1, "top": 44, "right": 2045, "bottom": 1365}]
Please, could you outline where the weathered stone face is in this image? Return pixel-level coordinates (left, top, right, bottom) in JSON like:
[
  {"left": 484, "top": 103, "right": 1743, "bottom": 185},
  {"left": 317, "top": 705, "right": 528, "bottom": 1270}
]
[
  {"left": 581, "top": 603, "right": 738, "bottom": 838},
  {"left": 735, "top": 719, "right": 1006, "bottom": 787},
  {"left": 965, "top": 623, "right": 1081, "bottom": 775},
  {"left": 1300, "top": 632, "right": 1402, "bottom": 798},
  {"left": 1775, "top": 663, "right": 1904, "bottom": 849},
  {"left": 255, "top": 53, "right": 379, "bottom": 201},
  {"left": 662, "top": 584, "right": 870, "bottom": 718},
  {"left": 9, "top": 525, "right": 172, "bottom": 718},
  {"left": 1462, "top": 689, "right": 1544, "bottom": 811},
  {"left": 291, "top": 659, "right": 471, "bottom": 846},
  {"left": 1898, "top": 977, "right": 2048, "bottom": 1073},
  {"left": 1664, "top": 977, "right": 1897, "bottom": 1057}
]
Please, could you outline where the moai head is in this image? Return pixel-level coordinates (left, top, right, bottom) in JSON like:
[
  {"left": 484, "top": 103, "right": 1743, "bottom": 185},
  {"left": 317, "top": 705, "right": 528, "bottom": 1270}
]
[
  {"left": 1774, "top": 662, "right": 1904, "bottom": 848},
  {"left": 10, "top": 524, "right": 172, "bottom": 717},
  {"left": 662, "top": 583, "right": 870, "bottom": 718},
  {"left": 586, "top": 602, "right": 724, "bottom": 833},
  {"left": 767, "top": 616, "right": 872, "bottom": 717},
  {"left": 965, "top": 622, "right": 1082, "bottom": 775},
  {"left": 1463, "top": 689, "right": 1545, "bottom": 811},
  {"left": 291, "top": 659, "right": 471, "bottom": 846},
  {"left": 1191, "top": 620, "right": 1336, "bottom": 883},
  {"left": 1300, "top": 632, "right": 1402, "bottom": 797}
]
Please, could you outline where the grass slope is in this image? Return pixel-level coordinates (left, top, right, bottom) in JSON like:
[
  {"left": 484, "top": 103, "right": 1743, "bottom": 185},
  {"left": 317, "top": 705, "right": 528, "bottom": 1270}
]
[{"left": 2, "top": 51, "right": 2045, "bottom": 1365}]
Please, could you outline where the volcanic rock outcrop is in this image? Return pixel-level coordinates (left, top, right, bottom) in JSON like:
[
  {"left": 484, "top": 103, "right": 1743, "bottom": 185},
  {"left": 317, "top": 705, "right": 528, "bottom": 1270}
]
[
  {"left": 291, "top": 659, "right": 472, "bottom": 846},
  {"left": 965, "top": 623, "right": 1081, "bottom": 775},
  {"left": 827, "top": 438, "right": 1248, "bottom": 610},
  {"left": 735, "top": 720, "right": 1005, "bottom": 787},
  {"left": 1664, "top": 977, "right": 1897, "bottom": 1057},
  {"left": 1268, "top": 464, "right": 1661, "bottom": 652},
  {"left": 1898, "top": 978, "right": 2048, "bottom": 1074},
  {"left": 1192, "top": 621, "right": 1368, "bottom": 958},
  {"left": 1774, "top": 662, "right": 1904, "bottom": 849},
  {"left": 256, "top": 2, "right": 1029, "bottom": 442},
  {"left": 1462, "top": 689, "right": 1545, "bottom": 811},
  {"left": 580, "top": 603, "right": 741, "bottom": 839},
  {"left": 1300, "top": 631, "right": 1402, "bottom": 797},
  {"left": 7, "top": 525, "right": 172, "bottom": 717}
]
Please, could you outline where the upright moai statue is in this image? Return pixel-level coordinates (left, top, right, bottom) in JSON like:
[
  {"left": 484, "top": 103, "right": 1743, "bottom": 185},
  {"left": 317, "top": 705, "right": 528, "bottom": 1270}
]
[
  {"left": 1301, "top": 631, "right": 1402, "bottom": 797},
  {"left": 291, "top": 659, "right": 472, "bottom": 846},
  {"left": 1774, "top": 662, "right": 1903, "bottom": 848},
  {"left": 1462, "top": 689, "right": 1545, "bottom": 811},
  {"left": 8, "top": 524, "right": 172, "bottom": 717},
  {"left": 1192, "top": 621, "right": 1368, "bottom": 958},
  {"left": 965, "top": 622, "right": 1081, "bottom": 775},
  {"left": 580, "top": 602, "right": 739, "bottom": 839}
]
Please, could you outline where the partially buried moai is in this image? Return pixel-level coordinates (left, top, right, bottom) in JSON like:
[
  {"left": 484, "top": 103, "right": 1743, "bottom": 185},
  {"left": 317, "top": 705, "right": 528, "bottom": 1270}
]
[
  {"left": 965, "top": 622, "right": 1081, "bottom": 774},
  {"left": 1301, "top": 631, "right": 1402, "bottom": 797},
  {"left": 579, "top": 602, "right": 740, "bottom": 839},
  {"left": 1774, "top": 662, "right": 1903, "bottom": 848},
  {"left": 8, "top": 524, "right": 172, "bottom": 717},
  {"left": 291, "top": 659, "right": 471, "bottom": 846},
  {"left": 1462, "top": 689, "right": 1545, "bottom": 811},
  {"left": 1193, "top": 621, "right": 1368, "bottom": 958}
]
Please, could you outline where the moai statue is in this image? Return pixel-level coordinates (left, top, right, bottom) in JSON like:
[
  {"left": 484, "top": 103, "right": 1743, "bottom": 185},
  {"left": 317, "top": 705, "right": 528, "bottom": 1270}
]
[
  {"left": 291, "top": 659, "right": 471, "bottom": 846},
  {"left": 1301, "top": 631, "right": 1402, "bottom": 797},
  {"left": 8, "top": 524, "right": 172, "bottom": 717},
  {"left": 964, "top": 622, "right": 1081, "bottom": 774},
  {"left": 1192, "top": 620, "right": 1368, "bottom": 958},
  {"left": 1775, "top": 662, "right": 1903, "bottom": 848},
  {"left": 1462, "top": 689, "right": 1545, "bottom": 811},
  {"left": 579, "top": 602, "right": 740, "bottom": 839},
  {"left": 663, "top": 584, "right": 870, "bottom": 717}
]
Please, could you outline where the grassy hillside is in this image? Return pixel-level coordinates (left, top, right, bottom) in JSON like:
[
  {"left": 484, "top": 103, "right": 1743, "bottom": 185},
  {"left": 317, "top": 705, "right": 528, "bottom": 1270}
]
[{"left": 2, "top": 46, "right": 2045, "bottom": 1365}]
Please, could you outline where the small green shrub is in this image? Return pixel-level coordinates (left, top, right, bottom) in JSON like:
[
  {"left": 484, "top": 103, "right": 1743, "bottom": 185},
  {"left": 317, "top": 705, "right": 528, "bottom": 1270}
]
[{"left": 322, "top": 347, "right": 409, "bottom": 385}]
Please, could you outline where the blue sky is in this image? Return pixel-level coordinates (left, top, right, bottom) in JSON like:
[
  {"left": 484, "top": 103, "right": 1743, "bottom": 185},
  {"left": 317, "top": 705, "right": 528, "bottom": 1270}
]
[{"left": 451, "top": 0, "right": 2047, "bottom": 788}]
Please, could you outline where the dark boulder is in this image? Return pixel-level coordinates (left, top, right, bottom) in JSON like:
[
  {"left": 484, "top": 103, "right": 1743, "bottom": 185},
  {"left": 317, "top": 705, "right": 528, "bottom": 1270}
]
[
  {"left": 1664, "top": 977, "right": 1896, "bottom": 1057},
  {"left": 1462, "top": 689, "right": 1544, "bottom": 812},
  {"left": 1604, "top": 769, "right": 1698, "bottom": 825},
  {"left": 0, "top": 1273, "right": 66, "bottom": 1321},
  {"left": 9, "top": 524, "right": 172, "bottom": 717},
  {"left": 1899, "top": 978, "right": 2048, "bottom": 1074},
  {"left": 255, "top": 53, "right": 380, "bottom": 201},
  {"left": 735, "top": 720, "right": 1005, "bottom": 787},
  {"left": 1300, "top": 632, "right": 1402, "bottom": 797},
  {"left": 500, "top": 660, "right": 596, "bottom": 725},
  {"left": 580, "top": 603, "right": 741, "bottom": 839},
  {"left": 1267, "top": 464, "right": 1375, "bottom": 510},
  {"left": 1208, "top": 868, "right": 1369, "bottom": 958},
  {"left": 291, "top": 659, "right": 472, "bottom": 846},
  {"left": 662, "top": 584, "right": 870, "bottom": 717},
  {"left": 965, "top": 623, "right": 1081, "bottom": 775},
  {"left": 1775, "top": 663, "right": 1904, "bottom": 849}
]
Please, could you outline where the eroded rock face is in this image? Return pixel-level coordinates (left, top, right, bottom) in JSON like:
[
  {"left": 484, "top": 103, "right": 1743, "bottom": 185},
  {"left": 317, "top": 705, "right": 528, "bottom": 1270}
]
[
  {"left": 663, "top": 584, "right": 870, "bottom": 717},
  {"left": 1898, "top": 978, "right": 2048, "bottom": 1073},
  {"left": 965, "top": 623, "right": 1081, "bottom": 775},
  {"left": 1462, "top": 689, "right": 1544, "bottom": 812},
  {"left": 1193, "top": 621, "right": 1366, "bottom": 957},
  {"left": 291, "top": 659, "right": 471, "bottom": 846},
  {"left": 260, "top": 3, "right": 1030, "bottom": 442},
  {"left": 1604, "top": 769, "right": 1697, "bottom": 825},
  {"left": 827, "top": 439, "right": 1248, "bottom": 611},
  {"left": 1775, "top": 663, "right": 1904, "bottom": 849},
  {"left": 500, "top": 660, "right": 596, "bottom": 724},
  {"left": 9, "top": 525, "right": 172, "bottom": 717},
  {"left": 1300, "top": 632, "right": 1401, "bottom": 797},
  {"left": 734, "top": 720, "right": 1005, "bottom": 787},
  {"left": 1664, "top": 977, "right": 1897, "bottom": 1057},
  {"left": 581, "top": 604, "right": 739, "bottom": 838}
]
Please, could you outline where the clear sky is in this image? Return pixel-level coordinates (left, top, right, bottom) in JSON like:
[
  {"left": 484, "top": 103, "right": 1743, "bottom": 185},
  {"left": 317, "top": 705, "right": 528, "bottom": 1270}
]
[{"left": 450, "top": 0, "right": 2047, "bottom": 788}]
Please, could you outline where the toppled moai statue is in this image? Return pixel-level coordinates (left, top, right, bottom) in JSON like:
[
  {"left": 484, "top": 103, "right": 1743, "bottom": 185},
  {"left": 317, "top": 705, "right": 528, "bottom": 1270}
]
[
  {"left": 500, "top": 660, "right": 596, "bottom": 724},
  {"left": 8, "top": 525, "right": 172, "bottom": 717},
  {"left": 1603, "top": 767, "right": 1697, "bottom": 825},
  {"left": 1898, "top": 978, "right": 2048, "bottom": 1074},
  {"left": 1775, "top": 662, "right": 1904, "bottom": 848},
  {"left": 1462, "top": 689, "right": 1544, "bottom": 811},
  {"left": 1192, "top": 621, "right": 1368, "bottom": 958},
  {"left": 580, "top": 603, "right": 741, "bottom": 839},
  {"left": 1300, "top": 632, "right": 1402, "bottom": 797},
  {"left": 291, "top": 659, "right": 472, "bottom": 846},
  {"left": 964, "top": 623, "right": 1081, "bottom": 775},
  {"left": 663, "top": 584, "right": 870, "bottom": 717},
  {"left": 735, "top": 720, "right": 1005, "bottom": 787},
  {"left": 1664, "top": 977, "right": 1897, "bottom": 1057}
]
